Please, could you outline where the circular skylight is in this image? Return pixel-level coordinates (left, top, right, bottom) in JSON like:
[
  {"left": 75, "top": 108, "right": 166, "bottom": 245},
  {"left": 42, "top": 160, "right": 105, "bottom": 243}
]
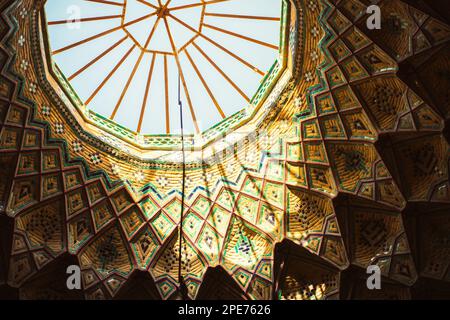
[{"left": 45, "top": 0, "right": 282, "bottom": 135}]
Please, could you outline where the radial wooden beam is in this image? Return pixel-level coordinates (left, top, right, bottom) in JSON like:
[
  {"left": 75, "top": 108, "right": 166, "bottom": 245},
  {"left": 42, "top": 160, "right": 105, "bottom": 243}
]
[
  {"left": 85, "top": 45, "right": 136, "bottom": 106},
  {"left": 163, "top": 16, "right": 200, "bottom": 134},
  {"left": 124, "top": 9, "right": 164, "bottom": 52},
  {"left": 157, "top": 0, "right": 173, "bottom": 11},
  {"left": 48, "top": 15, "right": 122, "bottom": 25},
  {"left": 137, "top": 0, "right": 159, "bottom": 10},
  {"left": 111, "top": 13, "right": 162, "bottom": 120},
  {"left": 204, "top": 13, "right": 280, "bottom": 21},
  {"left": 185, "top": 48, "right": 225, "bottom": 119},
  {"left": 169, "top": 0, "right": 232, "bottom": 11},
  {"left": 168, "top": 13, "right": 265, "bottom": 76},
  {"left": 192, "top": 41, "right": 249, "bottom": 102},
  {"left": 52, "top": 13, "right": 155, "bottom": 55},
  {"left": 137, "top": 53, "right": 157, "bottom": 133},
  {"left": 68, "top": 35, "right": 128, "bottom": 81},
  {"left": 203, "top": 23, "right": 278, "bottom": 50},
  {"left": 84, "top": 0, "right": 124, "bottom": 7},
  {"left": 145, "top": 11, "right": 164, "bottom": 49},
  {"left": 123, "top": 12, "right": 157, "bottom": 27},
  {"left": 199, "top": 2, "right": 207, "bottom": 33},
  {"left": 178, "top": 35, "right": 199, "bottom": 54},
  {"left": 110, "top": 50, "right": 145, "bottom": 120},
  {"left": 52, "top": 25, "right": 122, "bottom": 55},
  {"left": 164, "top": 54, "right": 170, "bottom": 134}
]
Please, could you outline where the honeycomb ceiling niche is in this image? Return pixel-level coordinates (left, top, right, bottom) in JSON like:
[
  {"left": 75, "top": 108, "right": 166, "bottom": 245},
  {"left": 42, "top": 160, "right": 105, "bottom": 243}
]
[{"left": 0, "top": 0, "right": 450, "bottom": 300}]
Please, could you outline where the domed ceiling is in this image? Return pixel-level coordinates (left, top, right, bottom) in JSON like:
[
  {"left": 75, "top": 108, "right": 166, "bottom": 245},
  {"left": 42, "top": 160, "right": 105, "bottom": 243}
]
[
  {"left": 0, "top": 0, "right": 450, "bottom": 300},
  {"left": 44, "top": 0, "right": 283, "bottom": 135}
]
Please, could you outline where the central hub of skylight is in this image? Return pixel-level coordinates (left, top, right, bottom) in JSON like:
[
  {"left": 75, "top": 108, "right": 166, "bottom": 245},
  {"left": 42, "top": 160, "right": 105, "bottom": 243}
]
[
  {"left": 45, "top": 0, "right": 284, "bottom": 136},
  {"left": 123, "top": 0, "right": 202, "bottom": 53}
]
